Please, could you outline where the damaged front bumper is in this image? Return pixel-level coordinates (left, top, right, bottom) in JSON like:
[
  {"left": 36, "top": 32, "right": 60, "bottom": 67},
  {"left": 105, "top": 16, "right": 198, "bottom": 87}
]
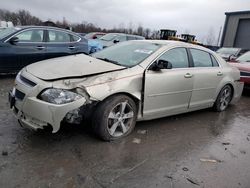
[{"left": 9, "top": 89, "right": 87, "bottom": 133}]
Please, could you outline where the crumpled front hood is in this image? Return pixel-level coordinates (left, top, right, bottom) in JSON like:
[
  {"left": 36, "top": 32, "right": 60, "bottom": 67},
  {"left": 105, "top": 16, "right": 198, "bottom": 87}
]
[{"left": 26, "top": 54, "right": 125, "bottom": 81}]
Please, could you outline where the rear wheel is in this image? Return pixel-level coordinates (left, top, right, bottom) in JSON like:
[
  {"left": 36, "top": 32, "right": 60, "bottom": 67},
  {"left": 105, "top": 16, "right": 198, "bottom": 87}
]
[
  {"left": 213, "top": 85, "right": 233, "bottom": 112},
  {"left": 92, "top": 95, "right": 137, "bottom": 141}
]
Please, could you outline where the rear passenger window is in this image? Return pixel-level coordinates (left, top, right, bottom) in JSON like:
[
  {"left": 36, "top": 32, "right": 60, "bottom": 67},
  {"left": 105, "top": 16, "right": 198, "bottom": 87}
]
[
  {"left": 190, "top": 49, "right": 213, "bottom": 67},
  {"left": 48, "top": 30, "right": 71, "bottom": 42},
  {"left": 127, "top": 36, "right": 135, "bottom": 40},
  {"left": 210, "top": 55, "right": 219, "bottom": 67},
  {"left": 116, "top": 35, "right": 126, "bottom": 42},
  {"left": 159, "top": 48, "right": 189, "bottom": 68}
]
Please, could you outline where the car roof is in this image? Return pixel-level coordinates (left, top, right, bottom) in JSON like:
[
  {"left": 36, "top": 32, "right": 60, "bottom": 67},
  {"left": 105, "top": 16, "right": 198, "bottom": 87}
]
[
  {"left": 132, "top": 40, "right": 215, "bottom": 53},
  {"left": 15, "top": 25, "right": 75, "bottom": 32},
  {"left": 105, "top": 32, "right": 144, "bottom": 38}
]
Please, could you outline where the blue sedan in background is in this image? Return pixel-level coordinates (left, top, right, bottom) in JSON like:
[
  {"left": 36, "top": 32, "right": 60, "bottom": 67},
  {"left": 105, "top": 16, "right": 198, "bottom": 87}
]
[{"left": 0, "top": 26, "right": 89, "bottom": 73}]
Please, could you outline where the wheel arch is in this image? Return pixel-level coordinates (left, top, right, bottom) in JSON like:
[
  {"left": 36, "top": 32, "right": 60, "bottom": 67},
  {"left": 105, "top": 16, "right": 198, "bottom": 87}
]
[
  {"left": 99, "top": 92, "right": 141, "bottom": 114},
  {"left": 216, "top": 82, "right": 234, "bottom": 101}
]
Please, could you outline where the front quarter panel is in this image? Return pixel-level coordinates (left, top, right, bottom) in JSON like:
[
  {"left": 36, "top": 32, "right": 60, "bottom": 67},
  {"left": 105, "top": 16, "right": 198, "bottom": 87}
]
[{"left": 83, "top": 66, "right": 144, "bottom": 101}]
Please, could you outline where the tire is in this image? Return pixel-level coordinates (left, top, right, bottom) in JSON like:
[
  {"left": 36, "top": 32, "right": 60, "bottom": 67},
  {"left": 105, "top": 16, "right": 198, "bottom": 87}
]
[
  {"left": 92, "top": 95, "right": 137, "bottom": 141},
  {"left": 213, "top": 85, "right": 233, "bottom": 112}
]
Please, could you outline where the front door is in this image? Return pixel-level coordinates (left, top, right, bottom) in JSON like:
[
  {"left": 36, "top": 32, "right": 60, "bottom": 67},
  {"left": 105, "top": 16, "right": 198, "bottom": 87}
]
[
  {"left": 143, "top": 47, "right": 194, "bottom": 119},
  {"left": 4, "top": 29, "right": 46, "bottom": 72}
]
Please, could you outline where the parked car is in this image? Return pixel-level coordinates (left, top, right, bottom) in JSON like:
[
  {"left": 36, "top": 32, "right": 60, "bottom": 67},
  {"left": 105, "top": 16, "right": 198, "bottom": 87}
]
[
  {"left": 77, "top": 32, "right": 87, "bottom": 37},
  {"left": 84, "top": 32, "right": 105, "bottom": 40},
  {"left": 97, "top": 33, "right": 145, "bottom": 48},
  {"left": 216, "top": 47, "right": 248, "bottom": 61},
  {"left": 0, "top": 28, "right": 6, "bottom": 32},
  {"left": 0, "top": 26, "right": 88, "bottom": 73},
  {"left": 9, "top": 40, "right": 243, "bottom": 141},
  {"left": 229, "top": 51, "right": 250, "bottom": 89},
  {"left": 88, "top": 39, "right": 103, "bottom": 54}
]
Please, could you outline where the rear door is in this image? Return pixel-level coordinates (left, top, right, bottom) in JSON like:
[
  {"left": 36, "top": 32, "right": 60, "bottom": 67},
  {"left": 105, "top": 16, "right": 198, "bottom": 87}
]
[
  {"left": 45, "top": 29, "right": 79, "bottom": 59},
  {"left": 188, "top": 48, "right": 223, "bottom": 108},
  {"left": 143, "top": 47, "right": 194, "bottom": 119}
]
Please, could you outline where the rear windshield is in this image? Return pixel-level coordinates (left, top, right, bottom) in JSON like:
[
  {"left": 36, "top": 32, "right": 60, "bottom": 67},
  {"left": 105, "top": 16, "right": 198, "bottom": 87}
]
[
  {"left": 217, "top": 48, "right": 239, "bottom": 55},
  {"left": 236, "top": 51, "right": 250, "bottom": 63},
  {"left": 99, "top": 33, "right": 118, "bottom": 41}
]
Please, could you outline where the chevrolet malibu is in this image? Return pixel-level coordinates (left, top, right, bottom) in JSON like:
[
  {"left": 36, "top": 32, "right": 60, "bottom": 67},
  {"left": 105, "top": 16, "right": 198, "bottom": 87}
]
[{"left": 9, "top": 40, "right": 243, "bottom": 141}]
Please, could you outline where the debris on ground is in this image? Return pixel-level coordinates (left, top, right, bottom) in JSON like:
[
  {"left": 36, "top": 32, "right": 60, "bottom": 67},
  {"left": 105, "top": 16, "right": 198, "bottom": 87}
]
[
  {"left": 182, "top": 167, "right": 189, "bottom": 171},
  {"left": 137, "top": 130, "right": 147, "bottom": 135},
  {"left": 222, "top": 142, "right": 231, "bottom": 145},
  {"left": 165, "top": 175, "right": 173, "bottom": 180},
  {"left": 186, "top": 176, "right": 200, "bottom": 186},
  {"left": 2, "top": 150, "right": 8, "bottom": 156},
  {"left": 247, "top": 137, "right": 250, "bottom": 141},
  {"left": 132, "top": 138, "right": 141, "bottom": 144},
  {"left": 240, "top": 150, "right": 246, "bottom": 154},
  {"left": 200, "top": 158, "right": 221, "bottom": 163}
]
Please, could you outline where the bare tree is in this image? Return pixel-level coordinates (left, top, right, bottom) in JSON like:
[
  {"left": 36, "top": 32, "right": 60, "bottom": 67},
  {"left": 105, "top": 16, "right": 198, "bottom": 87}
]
[
  {"left": 0, "top": 8, "right": 155, "bottom": 38},
  {"left": 144, "top": 28, "right": 151, "bottom": 39},
  {"left": 128, "top": 21, "right": 133, "bottom": 34},
  {"left": 206, "top": 27, "right": 216, "bottom": 46},
  {"left": 136, "top": 24, "right": 143, "bottom": 36}
]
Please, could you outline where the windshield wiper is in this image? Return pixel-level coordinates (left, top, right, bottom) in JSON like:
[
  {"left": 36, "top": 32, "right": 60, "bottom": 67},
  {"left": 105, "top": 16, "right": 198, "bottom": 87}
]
[{"left": 96, "top": 57, "right": 124, "bottom": 66}]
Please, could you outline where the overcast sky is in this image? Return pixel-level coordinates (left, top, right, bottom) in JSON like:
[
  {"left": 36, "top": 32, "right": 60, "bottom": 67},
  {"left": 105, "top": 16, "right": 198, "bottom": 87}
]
[{"left": 1, "top": 0, "right": 249, "bottom": 43}]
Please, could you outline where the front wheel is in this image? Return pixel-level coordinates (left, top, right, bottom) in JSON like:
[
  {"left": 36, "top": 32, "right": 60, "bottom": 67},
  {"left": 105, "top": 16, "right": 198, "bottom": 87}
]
[
  {"left": 213, "top": 85, "right": 233, "bottom": 112},
  {"left": 92, "top": 95, "right": 137, "bottom": 141}
]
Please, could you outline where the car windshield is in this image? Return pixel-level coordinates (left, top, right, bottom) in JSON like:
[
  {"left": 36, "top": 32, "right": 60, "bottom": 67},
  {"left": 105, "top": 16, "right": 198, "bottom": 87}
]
[
  {"left": 217, "top": 48, "right": 240, "bottom": 55},
  {"left": 92, "top": 41, "right": 161, "bottom": 67},
  {"left": 0, "top": 27, "right": 19, "bottom": 40},
  {"left": 99, "top": 33, "right": 118, "bottom": 41},
  {"left": 236, "top": 51, "right": 250, "bottom": 63}
]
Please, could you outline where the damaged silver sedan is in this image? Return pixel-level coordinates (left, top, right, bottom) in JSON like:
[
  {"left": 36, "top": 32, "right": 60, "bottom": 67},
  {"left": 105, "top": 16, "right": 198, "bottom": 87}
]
[{"left": 9, "top": 40, "right": 244, "bottom": 141}]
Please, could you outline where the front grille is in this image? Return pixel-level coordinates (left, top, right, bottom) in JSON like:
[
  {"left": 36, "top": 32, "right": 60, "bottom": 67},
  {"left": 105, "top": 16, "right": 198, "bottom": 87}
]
[
  {"left": 20, "top": 75, "right": 37, "bottom": 87},
  {"left": 15, "top": 89, "right": 25, "bottom": 100}
]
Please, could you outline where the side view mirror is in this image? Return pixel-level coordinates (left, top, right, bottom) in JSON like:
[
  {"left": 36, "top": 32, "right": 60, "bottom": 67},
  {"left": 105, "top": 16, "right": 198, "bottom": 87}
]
[
  {"left": 228, "top": 54, "right": 236, "bottom": 62},
  {"left": 93, "top": 36, "right": 97, "bottom": 39},
  {"left": 149, "top": 59, "right": 172, "bottom": 71},
  {"left": 9, "top": 37, "right": 19, "bottom": 45},
  {"left": 113, "top": 39, "right": 119, "bottom": 44}
]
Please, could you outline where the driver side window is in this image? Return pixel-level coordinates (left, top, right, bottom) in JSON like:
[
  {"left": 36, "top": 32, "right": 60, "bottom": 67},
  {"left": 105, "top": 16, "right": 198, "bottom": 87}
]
[
  {"left": 116, "top": 35, "right": 126, "bottom": 42},
  {"left": 16, "top": 29, "right": 44, "bottom": 42},
  {"left": 159, "top": 48, "right": 189, "bottom": 68}
]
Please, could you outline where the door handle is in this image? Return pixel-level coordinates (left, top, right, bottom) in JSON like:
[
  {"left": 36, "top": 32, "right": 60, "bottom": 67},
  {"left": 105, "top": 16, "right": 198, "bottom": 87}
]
[
  {"left": 36, "top": 46, "right": 45, "bottom": 50},
  {"left": 68, "top": 46, "right": 76, "bottom": 50},
  {"left": 217, "top": 72, "right": 223, "bottom": 76},
  {"left": 184, "top": 73, "right": 193, "bottom": 78}
]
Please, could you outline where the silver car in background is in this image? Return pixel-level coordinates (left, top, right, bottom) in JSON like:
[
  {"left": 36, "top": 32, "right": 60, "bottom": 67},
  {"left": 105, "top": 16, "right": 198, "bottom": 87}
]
[
  {"left": 97, "top": 33, "right": 145, "bottom": 48},
  {"left": 9, "top": 40, "right": 243, "bottom": 141}
]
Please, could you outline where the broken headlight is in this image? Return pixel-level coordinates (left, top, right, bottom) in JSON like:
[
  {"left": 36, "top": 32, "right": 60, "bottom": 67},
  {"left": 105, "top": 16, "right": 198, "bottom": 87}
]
[{"left": 39, "top": 88, "right": 83, "bottom": 105}]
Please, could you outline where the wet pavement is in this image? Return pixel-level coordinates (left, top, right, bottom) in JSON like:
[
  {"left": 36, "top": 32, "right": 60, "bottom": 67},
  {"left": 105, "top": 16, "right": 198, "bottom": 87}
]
[{"left": 0, "top": 75, "right": 250, "bottom": 188}]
